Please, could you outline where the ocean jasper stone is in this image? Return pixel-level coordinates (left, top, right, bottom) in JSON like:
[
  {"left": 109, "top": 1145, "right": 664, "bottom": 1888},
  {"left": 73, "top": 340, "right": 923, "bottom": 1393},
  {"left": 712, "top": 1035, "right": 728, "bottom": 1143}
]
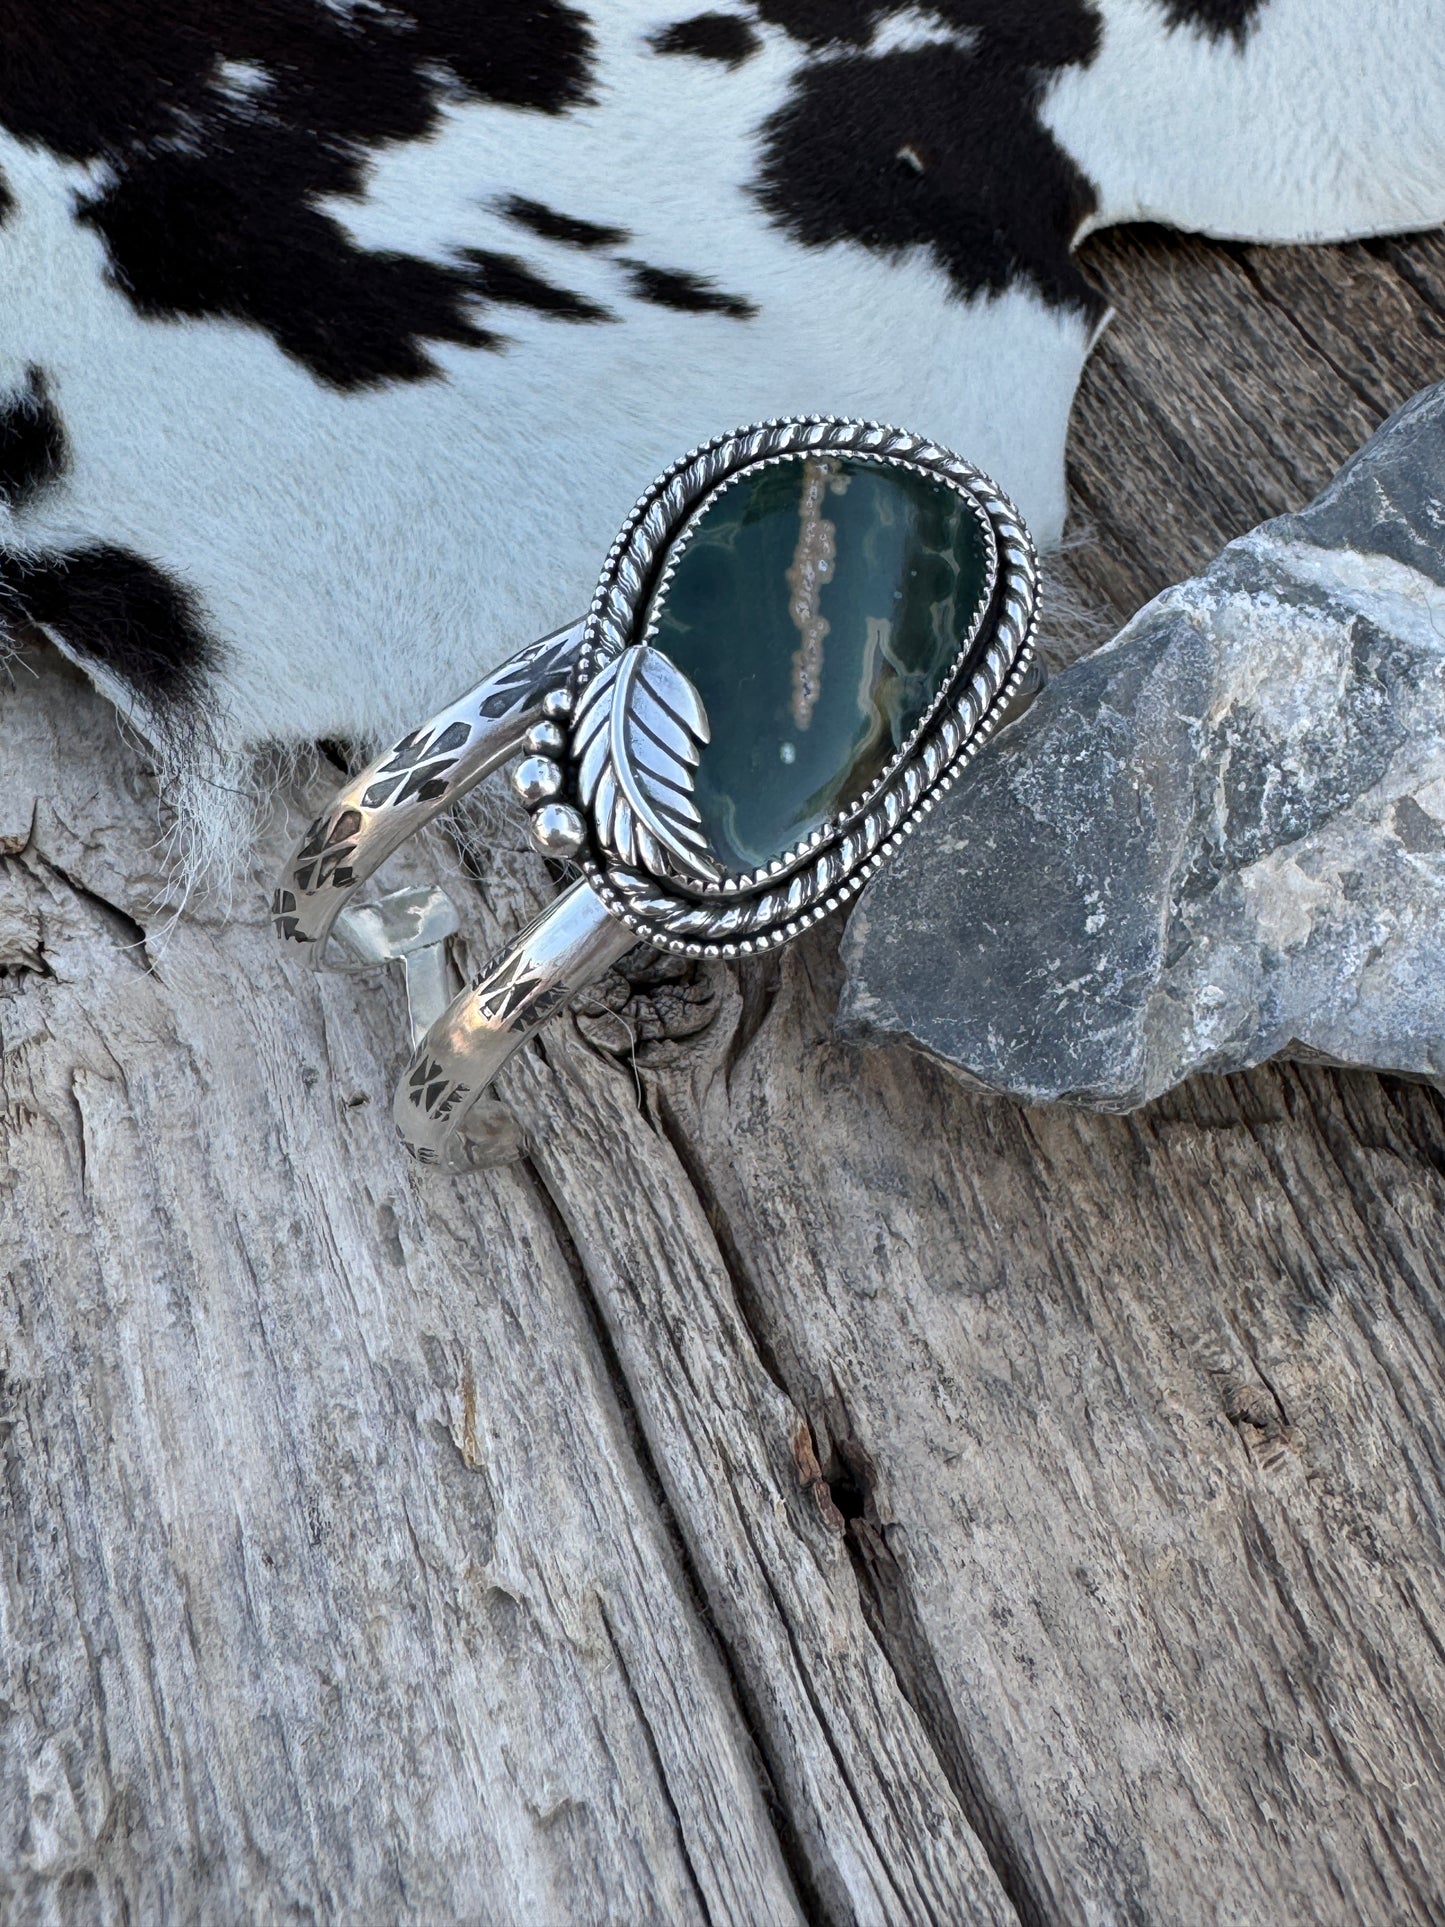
[{"left": 647, "top": 453, "right": 993, "bottom": 876}]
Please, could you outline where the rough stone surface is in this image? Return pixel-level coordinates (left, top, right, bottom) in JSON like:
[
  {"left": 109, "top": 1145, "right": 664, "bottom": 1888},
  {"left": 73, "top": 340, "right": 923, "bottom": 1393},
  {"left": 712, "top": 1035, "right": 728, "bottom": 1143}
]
[{"left": 841, "top": 382, "right": 1445, "bottom": 1108}]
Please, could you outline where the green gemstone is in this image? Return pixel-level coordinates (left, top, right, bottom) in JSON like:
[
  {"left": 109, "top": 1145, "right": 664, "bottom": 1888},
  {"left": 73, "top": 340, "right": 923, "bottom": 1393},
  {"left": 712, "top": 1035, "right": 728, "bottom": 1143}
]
[{"left": 648, "top": 453, "right": 993, "bottom": 876}]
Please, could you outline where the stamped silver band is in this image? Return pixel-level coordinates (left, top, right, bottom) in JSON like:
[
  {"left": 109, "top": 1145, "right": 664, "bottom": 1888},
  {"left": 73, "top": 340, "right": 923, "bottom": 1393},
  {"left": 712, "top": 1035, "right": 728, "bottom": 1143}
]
[
  {"left": 393, "top": 880, "right": 633, "bottom": 1168},
  {"left": 271, "top": 621, "right": 584, "bottom": 966}
]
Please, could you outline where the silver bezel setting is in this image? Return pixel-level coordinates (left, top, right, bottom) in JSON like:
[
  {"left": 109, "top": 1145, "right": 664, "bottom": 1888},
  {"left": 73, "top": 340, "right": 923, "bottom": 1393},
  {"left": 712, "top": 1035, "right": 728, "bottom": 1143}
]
[{"left": 560, "top": 416, "right": 1040, "bottom": 958}]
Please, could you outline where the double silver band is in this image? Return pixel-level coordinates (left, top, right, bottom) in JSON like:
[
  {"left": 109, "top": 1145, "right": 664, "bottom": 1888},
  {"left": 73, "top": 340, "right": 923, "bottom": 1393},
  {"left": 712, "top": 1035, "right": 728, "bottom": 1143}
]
[
  {"left": 273, "top": 618, "right": 645, "bottom": 1170},
  {"left": 272, "top": 621, "right": 583, "bottom": 970}
]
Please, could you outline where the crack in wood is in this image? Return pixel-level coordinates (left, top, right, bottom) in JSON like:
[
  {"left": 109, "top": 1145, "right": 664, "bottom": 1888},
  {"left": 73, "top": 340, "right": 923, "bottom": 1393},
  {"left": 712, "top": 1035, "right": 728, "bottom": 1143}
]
[{"left": 515, "top": 1146, "right": 824, "bottom": 1925}]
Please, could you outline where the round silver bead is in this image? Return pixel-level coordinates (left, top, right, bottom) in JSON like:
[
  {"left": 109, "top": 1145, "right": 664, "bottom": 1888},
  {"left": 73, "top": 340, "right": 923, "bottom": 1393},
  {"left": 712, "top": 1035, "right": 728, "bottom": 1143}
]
[
  {"left": 512, "top": 755, "right": 562, "bottom": 808},
  {"left": 541, "top": 686, "right": 575, "bottom": 722},
  {"left": 524, "top": 719, "right": 566, "bottom": 758},
  {"left": 529, "top": 802, "right": 585, "bottom": 858}
]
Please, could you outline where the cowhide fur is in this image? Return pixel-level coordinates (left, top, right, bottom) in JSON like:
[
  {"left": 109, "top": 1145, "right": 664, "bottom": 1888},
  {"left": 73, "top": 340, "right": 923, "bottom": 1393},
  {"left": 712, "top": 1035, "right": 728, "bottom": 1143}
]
[{"left": 1, "top": 0, "right": 1442, "bottom": 864}]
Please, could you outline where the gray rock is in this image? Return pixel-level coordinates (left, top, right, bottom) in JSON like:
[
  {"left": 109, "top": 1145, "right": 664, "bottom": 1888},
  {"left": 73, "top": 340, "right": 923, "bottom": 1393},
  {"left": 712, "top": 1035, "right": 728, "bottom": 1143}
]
[{"left": 840, "top": 382, "right": 1445, "bottom": 1108}]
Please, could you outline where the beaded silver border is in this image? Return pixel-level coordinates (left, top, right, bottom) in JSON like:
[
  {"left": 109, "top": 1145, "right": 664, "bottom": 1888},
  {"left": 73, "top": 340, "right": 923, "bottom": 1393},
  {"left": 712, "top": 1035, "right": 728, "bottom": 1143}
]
[{"left": 569, "top": 416, "right": 1039, "bottom": 958}]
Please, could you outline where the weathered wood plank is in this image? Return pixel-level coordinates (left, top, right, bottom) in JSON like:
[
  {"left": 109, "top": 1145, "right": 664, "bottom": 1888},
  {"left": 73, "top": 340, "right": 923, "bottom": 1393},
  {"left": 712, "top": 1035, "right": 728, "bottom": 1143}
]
[
  {"left": 0, "top": 659, "right": 808, "bottom": 1925},
  {"left": 506, "top": 1031, "right": 1019, "bottom": 1927},
  {"left": 1059, "top": 225, "right": 1445, "bottom": 638},
  {"left": 650, "top": 946, "right": 1445, "bottom": 1923}
]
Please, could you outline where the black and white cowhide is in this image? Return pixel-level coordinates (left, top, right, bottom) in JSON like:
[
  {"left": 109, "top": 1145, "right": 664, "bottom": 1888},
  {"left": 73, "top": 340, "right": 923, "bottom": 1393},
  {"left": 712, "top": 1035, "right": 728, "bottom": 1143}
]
[{"left": 1, "top": 0, "right": 1441, "bottom": 859}]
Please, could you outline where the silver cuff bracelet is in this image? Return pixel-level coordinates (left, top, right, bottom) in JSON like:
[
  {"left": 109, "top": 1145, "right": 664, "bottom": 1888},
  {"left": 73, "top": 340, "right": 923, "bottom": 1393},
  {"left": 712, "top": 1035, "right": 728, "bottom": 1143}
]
[{"left": 274, "top": 416, "right": 1041, "bottom": 1170}]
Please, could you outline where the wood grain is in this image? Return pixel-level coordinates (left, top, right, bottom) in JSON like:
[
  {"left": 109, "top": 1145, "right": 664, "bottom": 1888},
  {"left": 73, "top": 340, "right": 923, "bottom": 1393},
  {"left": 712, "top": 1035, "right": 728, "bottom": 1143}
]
[
  {"left": 3, "top": 225, "right": 1444, "bottom": 1924},
  {"left": 1058, "top": 225, "right": 1445, "bottom": 646},
  {"left": 1, "top": 660, "right": 806, "bottom": 1925}
]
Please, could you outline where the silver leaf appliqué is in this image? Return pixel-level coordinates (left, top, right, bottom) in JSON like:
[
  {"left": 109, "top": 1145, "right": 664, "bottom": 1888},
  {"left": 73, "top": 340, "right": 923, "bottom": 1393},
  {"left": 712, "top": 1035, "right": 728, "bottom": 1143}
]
[{"left": 572, "top": 645, "right": 723, "bottom": 885}]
